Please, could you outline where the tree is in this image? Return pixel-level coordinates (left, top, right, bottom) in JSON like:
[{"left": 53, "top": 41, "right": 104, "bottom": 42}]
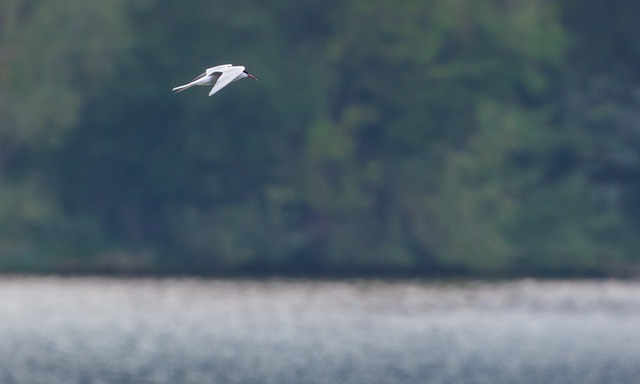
[{"left": 0, "top": 0, "right": 138, "bottom": 270}]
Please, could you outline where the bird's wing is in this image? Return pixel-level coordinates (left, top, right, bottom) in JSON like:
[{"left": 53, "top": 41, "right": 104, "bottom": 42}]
[
  {"left": 208, "top": 66, "right": 245, "bottom": 96},
  {"left": 187, "top": 65, "right": 232, "bottom": 82},
  {"left": 205, "top": 64, "right": 233, "bottom": 76},
  {"left": 189, "top": 71, "right": 208, "bottom": 82}
]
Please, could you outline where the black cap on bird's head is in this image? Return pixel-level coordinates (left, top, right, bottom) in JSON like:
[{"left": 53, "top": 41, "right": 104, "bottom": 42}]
[{"left": 243, "top": 70, "right": 257, "bottom": 81}]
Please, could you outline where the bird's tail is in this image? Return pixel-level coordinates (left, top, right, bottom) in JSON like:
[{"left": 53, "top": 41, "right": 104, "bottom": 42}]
[{"left": 172, "top": 83, "right": 195, "bottom": 93}]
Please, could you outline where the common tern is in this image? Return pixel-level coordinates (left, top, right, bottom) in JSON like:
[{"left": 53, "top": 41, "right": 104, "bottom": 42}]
[{"left": 172, "top": 64, "right": 257, "bottom": 96}]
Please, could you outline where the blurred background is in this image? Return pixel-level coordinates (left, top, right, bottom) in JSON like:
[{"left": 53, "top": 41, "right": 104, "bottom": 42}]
[{"left": 1, "top": 0, "right": 639, "bottom": 277}]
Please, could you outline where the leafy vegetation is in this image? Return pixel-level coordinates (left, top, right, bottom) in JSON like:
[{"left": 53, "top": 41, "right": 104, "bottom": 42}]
[{"left": 0, "top": 0, "right": 637, "bottom": 275}]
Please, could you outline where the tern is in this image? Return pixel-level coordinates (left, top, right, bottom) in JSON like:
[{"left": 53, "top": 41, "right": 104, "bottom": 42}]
[{"left": 172, "top": 64, "right": 257, "bottom": 96}]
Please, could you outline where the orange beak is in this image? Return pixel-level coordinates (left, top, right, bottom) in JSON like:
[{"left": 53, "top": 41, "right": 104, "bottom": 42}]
[{"left": 247, "top": 73, "right": 257, "bottom": 81}]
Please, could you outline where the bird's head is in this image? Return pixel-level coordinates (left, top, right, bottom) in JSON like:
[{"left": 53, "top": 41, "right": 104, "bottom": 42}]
[{"left": 243, "top": 70, "right": 257, "bottom": 81}]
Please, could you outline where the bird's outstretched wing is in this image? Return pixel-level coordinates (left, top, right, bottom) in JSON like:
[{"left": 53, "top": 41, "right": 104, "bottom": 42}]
[
  {"left": 188, "top": 65, "right": 232, "bottom": 82},
  {"left": 206, "top": 64, "right": 233, "bottom": 76},
  {"left": 188, "top": 71, "right": 207, "bottom": 82},
  {"left": 208, "top": 66, "right": 245, "bottom": 96}
]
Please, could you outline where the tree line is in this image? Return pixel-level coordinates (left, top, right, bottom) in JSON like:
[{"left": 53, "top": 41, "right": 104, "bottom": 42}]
[{"left": 1, "top": 0, "right": 639, "bottom": 276}]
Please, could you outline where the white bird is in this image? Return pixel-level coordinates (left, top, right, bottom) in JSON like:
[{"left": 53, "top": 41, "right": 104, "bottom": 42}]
[{"left": 172, "top": 64, "right": 257, "bottom": 96}]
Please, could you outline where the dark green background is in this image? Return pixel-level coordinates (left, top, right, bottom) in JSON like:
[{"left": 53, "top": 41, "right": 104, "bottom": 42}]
[{"left": 1, "top": 0, "right": 639, "bottom": 276}]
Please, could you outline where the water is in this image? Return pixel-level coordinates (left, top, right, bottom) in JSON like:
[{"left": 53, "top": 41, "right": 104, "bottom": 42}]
[{"left": 0, "top": 277, "right": 639, "bottom": 383}]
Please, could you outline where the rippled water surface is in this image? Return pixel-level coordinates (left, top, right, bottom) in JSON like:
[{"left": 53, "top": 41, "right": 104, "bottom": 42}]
[{"left": 0, "top": 277, "right": 639, "bottom": 383}]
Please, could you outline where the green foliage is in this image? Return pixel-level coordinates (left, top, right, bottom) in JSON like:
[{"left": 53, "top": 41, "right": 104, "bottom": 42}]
[
  {"left": 0, "top": 0, "right": 133, "bottom": 149},
  {"left": 431, "top": 101, "right": 622, "bottom": 273},
  {"left": 0, "top": 0, "right": 138, "bottom": 270},
  {"left": 0, "top": 0, "right": 637, "bottom": 275}
]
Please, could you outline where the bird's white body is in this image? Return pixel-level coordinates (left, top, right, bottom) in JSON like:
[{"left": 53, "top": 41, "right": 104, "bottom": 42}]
[{"left": 172, "top": 64, "right": 257, "bottom": 96}]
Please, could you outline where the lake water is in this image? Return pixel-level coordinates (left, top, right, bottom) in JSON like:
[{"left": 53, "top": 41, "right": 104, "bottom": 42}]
[{"left": 0, "top": 277, "right": 639, "bottom": 383}]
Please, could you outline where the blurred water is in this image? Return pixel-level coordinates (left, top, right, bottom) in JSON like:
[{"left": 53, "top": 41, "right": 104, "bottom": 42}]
[{"left": 0, "top": 277, "right": 639, "bottom": 383}]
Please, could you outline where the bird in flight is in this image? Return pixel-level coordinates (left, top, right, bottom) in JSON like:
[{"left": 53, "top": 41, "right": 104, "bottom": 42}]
[{"left": 172, "top": 64, "right": 257, "bottom": 96}]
